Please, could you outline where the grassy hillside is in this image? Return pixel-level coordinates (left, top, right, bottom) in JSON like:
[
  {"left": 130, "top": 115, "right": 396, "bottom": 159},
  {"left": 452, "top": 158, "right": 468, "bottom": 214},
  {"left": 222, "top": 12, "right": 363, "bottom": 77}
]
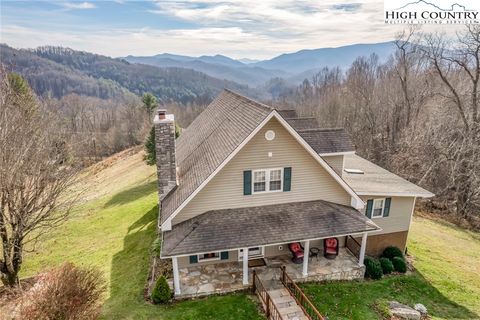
[
  {"left": 20, "top": 149, "right": 262, "bottom": 319},
  {"left": 301, "top": 215, "right": 480, "bottom": 320},
  {"left": 19, "top": 149, "right": 479, "bottom": 319}
]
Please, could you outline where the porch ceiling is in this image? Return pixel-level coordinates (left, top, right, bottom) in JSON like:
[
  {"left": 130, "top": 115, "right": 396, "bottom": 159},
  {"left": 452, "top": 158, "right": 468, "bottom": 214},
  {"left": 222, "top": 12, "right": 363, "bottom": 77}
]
[{"left": 161, "top": 199, "right": 380, "bottom": 257}]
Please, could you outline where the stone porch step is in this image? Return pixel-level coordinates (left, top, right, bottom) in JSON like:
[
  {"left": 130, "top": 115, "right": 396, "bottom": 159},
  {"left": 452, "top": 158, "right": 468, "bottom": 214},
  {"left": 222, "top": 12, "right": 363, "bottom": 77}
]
[{"left": 268, "top": 288, "right": 290, "bottom": 298}]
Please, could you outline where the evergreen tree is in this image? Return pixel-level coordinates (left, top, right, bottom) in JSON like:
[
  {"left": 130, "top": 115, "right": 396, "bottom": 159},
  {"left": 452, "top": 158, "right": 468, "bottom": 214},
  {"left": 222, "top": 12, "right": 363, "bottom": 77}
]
[{"left": 144, "top": 126, "right": 156, "bottom": 166}]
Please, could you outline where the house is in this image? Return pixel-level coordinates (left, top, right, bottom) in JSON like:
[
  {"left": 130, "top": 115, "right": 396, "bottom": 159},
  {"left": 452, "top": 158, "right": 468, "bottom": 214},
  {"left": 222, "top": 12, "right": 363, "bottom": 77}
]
[{"left": 154, "top": 89, "right": 433, "bottom": 298}]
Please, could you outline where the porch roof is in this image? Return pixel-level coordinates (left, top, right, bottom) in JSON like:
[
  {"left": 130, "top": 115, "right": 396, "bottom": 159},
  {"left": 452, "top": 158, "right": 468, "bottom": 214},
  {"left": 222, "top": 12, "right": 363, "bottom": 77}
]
[{"left": 161, "top": 200, "right": 380, "bottom": 257}]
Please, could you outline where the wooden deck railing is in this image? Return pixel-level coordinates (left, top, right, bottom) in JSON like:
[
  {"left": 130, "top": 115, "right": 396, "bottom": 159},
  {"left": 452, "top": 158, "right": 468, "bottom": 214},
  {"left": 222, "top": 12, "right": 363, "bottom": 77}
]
[
  {"left": 346, "top": 235, "right": 361, "bottom": 259},
  {"left": 252, "top": 270, "right": 283, "bottom": 320},
  {"left": 280, "top": 266, "right": 325, "bottom": 320}
]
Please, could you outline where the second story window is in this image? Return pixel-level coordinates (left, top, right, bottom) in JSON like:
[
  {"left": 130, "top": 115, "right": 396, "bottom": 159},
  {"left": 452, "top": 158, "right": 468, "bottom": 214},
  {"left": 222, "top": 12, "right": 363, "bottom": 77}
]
[
  {"left": 253, "top": 168, "right": 283, "bottom": 193},
  {"left": 372, "top": 198, "right": 385, "bottom": 218}
]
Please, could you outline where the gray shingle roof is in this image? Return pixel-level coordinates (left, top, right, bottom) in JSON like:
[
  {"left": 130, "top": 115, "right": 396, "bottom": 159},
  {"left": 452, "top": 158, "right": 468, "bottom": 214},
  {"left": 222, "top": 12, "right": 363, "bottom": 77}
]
[
  {"left": 161, "top": 199, "right": 380, "bottom": 257},
  {"left": 285, "top": 117, "right": 319, "bottom": 130},
  {"left": 277, "top": 110, "right": 298, "bottom": 118},
  {"left": 297, "top": 128, "right": 355, "bottom": 154},
  {"left": 342, "top": 154, "right": 434, "bottom": 197},
  {"left": 160, "top": 90, "right": 273, "bottom": 224}
]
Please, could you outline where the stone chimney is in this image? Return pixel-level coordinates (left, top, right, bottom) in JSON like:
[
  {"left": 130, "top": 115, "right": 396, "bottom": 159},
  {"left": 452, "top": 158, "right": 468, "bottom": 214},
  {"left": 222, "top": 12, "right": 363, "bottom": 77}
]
[{"left": 154, "top": 108, "right": 177, "bottom": 201}]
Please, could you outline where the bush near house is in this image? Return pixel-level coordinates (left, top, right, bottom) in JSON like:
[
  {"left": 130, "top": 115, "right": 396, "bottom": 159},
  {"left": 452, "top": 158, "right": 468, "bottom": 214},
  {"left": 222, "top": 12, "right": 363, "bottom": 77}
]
[
  {"left": 364, "top": 256, "right": 383, "bottom": 280},
  {"left": 379, "top": 257, "right": 394, "bottom": 274},
  {"left": 381, "top": 246, "right": 404, "bottom": 260},
  {"left": 392, "top": 257, "right": 407, "bottom": 273},
  {"left": 151, "top": 276, "right": 172, "bottom": 304}
]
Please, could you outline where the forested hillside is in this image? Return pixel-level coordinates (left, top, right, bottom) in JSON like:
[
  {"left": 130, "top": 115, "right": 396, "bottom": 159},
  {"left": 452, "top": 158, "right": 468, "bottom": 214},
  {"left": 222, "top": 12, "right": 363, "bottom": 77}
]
[{"left": 0, "top": 44, "right": 247, "bottom": 103}]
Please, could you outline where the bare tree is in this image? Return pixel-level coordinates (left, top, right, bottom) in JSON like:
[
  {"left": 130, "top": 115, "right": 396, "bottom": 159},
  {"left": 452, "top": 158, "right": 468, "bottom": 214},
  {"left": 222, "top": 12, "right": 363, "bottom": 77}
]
[
  {"left": 0, "top": 69, "right": 80, "bottom": 286},
  {"left": 418, "top": 26, "right": 480, "bottom": 217}
]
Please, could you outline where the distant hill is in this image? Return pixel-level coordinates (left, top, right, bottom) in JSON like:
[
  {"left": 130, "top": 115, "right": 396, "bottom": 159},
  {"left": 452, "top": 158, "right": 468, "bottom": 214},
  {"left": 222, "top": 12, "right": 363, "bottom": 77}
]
[
  {"left": 253, "top": 42, "right": 396, "bottom": 75},
  {"left": 122, "top": 54, "right": 286, "bottom": 86},
  {"left": 0, "top": 44, "right": 247, "bottom": 103},
  {"left": 124, "top": 42, "right": 396, "bottom": 85}
]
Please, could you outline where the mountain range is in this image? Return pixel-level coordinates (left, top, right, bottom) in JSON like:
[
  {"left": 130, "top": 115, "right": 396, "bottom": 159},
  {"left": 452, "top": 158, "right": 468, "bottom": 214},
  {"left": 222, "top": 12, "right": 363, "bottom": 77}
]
[
  {"left": 122, "top": 41, "right": 396, "bottom": 86},
  {"left": 1, "top": 41, "right": 397, "bottom": 102}
]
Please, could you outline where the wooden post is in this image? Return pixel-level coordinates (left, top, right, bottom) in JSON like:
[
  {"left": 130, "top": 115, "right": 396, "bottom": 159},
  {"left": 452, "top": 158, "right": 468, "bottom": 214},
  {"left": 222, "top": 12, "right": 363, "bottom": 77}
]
[
  {"left": 359, "top": 232, "right": 368, "bottom": 266},
  {"left": 302, "top": 240, "right": 310, "bottom": 277},
  {"left": 172, "top": 256, "right": 181, "bottom": 296},
  {"left": 242, "top": 247, "right": 249, "bottom": 285},
  {"left": 266, "top": 292, "right": 270, "bottom": 317},
  {"left": 252, "top": 269, "right": 256, "bottom": 294}
]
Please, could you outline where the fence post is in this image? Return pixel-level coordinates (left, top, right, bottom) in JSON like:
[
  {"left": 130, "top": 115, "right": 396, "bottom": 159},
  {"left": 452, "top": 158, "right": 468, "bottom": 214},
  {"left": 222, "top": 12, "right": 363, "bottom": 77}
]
[
  {"left": 252, "top": 269, "right": 256, "bottom": 294},
  {"left": 281, "top": 266, "right": 286, "bottom": 284},
  {"left": 266, "top": 292, "right": 270, "bottom": 318}
]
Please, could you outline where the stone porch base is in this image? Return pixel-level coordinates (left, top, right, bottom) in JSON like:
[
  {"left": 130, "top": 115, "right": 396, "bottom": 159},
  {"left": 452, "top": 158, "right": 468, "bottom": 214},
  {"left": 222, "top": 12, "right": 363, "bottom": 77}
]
[{"left": 168, "top": 248, "right": 365, "bottom": 299}]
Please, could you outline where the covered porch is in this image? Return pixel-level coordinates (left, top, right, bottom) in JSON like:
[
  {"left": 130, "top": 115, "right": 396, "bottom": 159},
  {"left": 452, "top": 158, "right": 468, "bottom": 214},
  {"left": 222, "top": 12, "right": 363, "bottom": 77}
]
[
  {"left": 161, "top": 199, "right": 380, "bottom": 297},
  {"left": 171, "top": 247, "right": 364, "bottom": 298}
]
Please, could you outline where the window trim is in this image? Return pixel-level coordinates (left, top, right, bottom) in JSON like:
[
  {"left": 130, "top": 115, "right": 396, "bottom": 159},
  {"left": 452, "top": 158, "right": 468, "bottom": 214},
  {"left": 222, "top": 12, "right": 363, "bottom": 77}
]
[
  {"left": 252, "top": 168, "right": 284, "bottom": 194},
  {"left": 197, "top": 252, "right": 221, "bottom": 262},
  {"left": 371, "top": 198, "right": 386, "bottom": 218},
  {"left": 238, "top": 247, "right": 265, "bottom": 261}
]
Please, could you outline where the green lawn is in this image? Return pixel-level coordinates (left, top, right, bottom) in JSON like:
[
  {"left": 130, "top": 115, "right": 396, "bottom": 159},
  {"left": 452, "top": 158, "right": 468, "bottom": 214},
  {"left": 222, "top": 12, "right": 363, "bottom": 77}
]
[
  {"left": 301, "top": 216, "right": 480, "bottom": 320},
  {"left": 19, "top": 150, "right": 480, "bottom": 320},
  {"left": 20, "top": 151, "right": 263, "bottom": 320}
]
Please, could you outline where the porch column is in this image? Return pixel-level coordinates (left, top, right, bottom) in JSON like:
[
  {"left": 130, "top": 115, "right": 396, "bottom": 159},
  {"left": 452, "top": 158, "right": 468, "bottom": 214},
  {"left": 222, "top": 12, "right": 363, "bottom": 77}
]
[
  {"left": 172, "top": 256, "right": 181, "bottom": 295},
  {"left": 359, "top": 233, "right": 368, "bottom": 266},
  {"left": 302, "top": 240, "right": 310, "bottom": 277},
  {"left": 242, "top": 247, "right": 249, "bottom": 285}
]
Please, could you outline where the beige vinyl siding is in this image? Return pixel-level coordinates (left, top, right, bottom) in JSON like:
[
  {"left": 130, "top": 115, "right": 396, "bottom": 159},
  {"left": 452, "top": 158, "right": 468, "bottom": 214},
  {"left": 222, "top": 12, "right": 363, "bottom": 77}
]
[
  {"left": 361, "top": 196, "right": 416, "bottom": 235},
  {"left": 323, "top": 155, "right": 344, "bottom": 175},
  {"left": 173, "top": 118, "right": 351, "bottom": 225}
]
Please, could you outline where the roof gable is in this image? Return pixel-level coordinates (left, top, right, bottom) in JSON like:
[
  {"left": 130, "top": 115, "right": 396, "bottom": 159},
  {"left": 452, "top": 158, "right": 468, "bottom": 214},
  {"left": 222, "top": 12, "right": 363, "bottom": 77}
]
[
  {"left": 160, "top": 90, "right": 272, "bottom": 226},
  {"left": 160, "top": 90, "right": 363, "bottom": 230}
]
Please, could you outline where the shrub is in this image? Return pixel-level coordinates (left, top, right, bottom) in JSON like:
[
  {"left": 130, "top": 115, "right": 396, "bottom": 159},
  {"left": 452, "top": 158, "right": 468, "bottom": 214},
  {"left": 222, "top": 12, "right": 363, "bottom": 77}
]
[
  {"left": 379, "top": 257, "right": 394, "bottom": 274},
  {"left": 151, "top": 276, "right": 171, "bottom": 304},
  {"left": 392, "top": 256, "right": 407, "bottom": 273},
  {"left": 364, "top": 256, "right": 383, "bottom": 280},
  {"left": 382, "top": 246, "right": 404, "bottom": 260},
  {"left": 13, "top": 263, "right": 106, "bottom": 320}
]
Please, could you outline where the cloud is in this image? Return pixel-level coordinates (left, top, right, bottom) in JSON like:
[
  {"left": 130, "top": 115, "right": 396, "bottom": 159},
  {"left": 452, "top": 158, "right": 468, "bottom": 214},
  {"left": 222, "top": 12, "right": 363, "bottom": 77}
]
[
  {"left": 62, "top": 2, "right": 96, "bottom": 9},
  {"left": 0, "top": 1, "right": 465, "bottom": 59}
]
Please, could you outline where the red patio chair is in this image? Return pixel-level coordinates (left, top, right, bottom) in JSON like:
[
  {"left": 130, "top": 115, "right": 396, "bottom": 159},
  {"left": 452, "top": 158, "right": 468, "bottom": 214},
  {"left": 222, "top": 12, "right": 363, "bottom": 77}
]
[
  {"left": 323, "top": 237, "right": 339, "bottom": 259},
  {"left": 289, "top": 242, "right": 304, "bottom": 264}
]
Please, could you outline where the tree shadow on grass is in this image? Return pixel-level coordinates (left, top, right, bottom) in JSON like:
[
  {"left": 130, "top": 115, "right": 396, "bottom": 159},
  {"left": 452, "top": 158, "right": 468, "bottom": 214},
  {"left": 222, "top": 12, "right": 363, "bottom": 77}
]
[
  {"left": 103, "top": 204, "right": 264, "bottom": 320},
  {"left": 302, "top": 271, "right": 478, "bottom": 320},
  {"left": 394, "top": 271, "right": 478, "bottom": 319},
  {"left": 103, "top": 180, "right": 157, "bottom": 208},
  {"left": 102, "top": 204, "right": 158, "bottom": 318}
]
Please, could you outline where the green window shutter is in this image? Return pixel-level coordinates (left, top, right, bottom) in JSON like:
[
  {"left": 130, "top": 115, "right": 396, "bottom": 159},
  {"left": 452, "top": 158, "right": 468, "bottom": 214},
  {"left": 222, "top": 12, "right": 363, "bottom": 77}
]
[
  {"left": 189, "top": 255, "right": 198, "bottom": 264},
  {"left": 383, "top": 198, "right": 391, "bottom": 217},
  {"left": 220, "top": 251, "right": 229, "bottom": 260},
  {"left": 243, "top": 170, "right": 252, "bottom": 195},
  {"left": 366, "top": 199, "right": 373, "bottom": 218},
  {"left": 283, "top": 167, "right": 292, "bottom": 192}
]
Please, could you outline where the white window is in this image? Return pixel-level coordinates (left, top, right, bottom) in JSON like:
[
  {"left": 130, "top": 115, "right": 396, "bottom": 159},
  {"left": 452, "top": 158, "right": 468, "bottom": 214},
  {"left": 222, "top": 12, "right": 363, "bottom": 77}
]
[
  {"left": 252, "top": 168, "right": 283, "bottom": 193},
  {"left": 238, "top": 247, "right": 265, "bottom": 261},
  {"left": 253, "top": 170, "right": 266, "bottom": 192},
  {"left": 198, "top": 252, "right": 220, "bottom": 262},
  {"left": 372, "top": 198, "right": 385, "bottom": 218}
]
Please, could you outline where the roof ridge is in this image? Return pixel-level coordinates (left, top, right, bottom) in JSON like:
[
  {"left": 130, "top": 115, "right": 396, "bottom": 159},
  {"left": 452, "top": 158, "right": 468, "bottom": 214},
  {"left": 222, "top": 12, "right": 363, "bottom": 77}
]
[
  {"left": 223, "top": 88, "right": 274, "bottom": 111},
  {"left": 297, "top": 127, "right": 346, "bottom": 132},
  {"left": 286, "top": 117, "right": 317, "bottom": 120}
]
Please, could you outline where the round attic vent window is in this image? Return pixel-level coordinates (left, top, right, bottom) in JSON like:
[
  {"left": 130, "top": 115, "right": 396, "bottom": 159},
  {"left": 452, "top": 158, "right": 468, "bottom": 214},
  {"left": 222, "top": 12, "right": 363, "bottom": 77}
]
[{"left": 265, "top": 130, "right": 275, "bottom": 141}]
